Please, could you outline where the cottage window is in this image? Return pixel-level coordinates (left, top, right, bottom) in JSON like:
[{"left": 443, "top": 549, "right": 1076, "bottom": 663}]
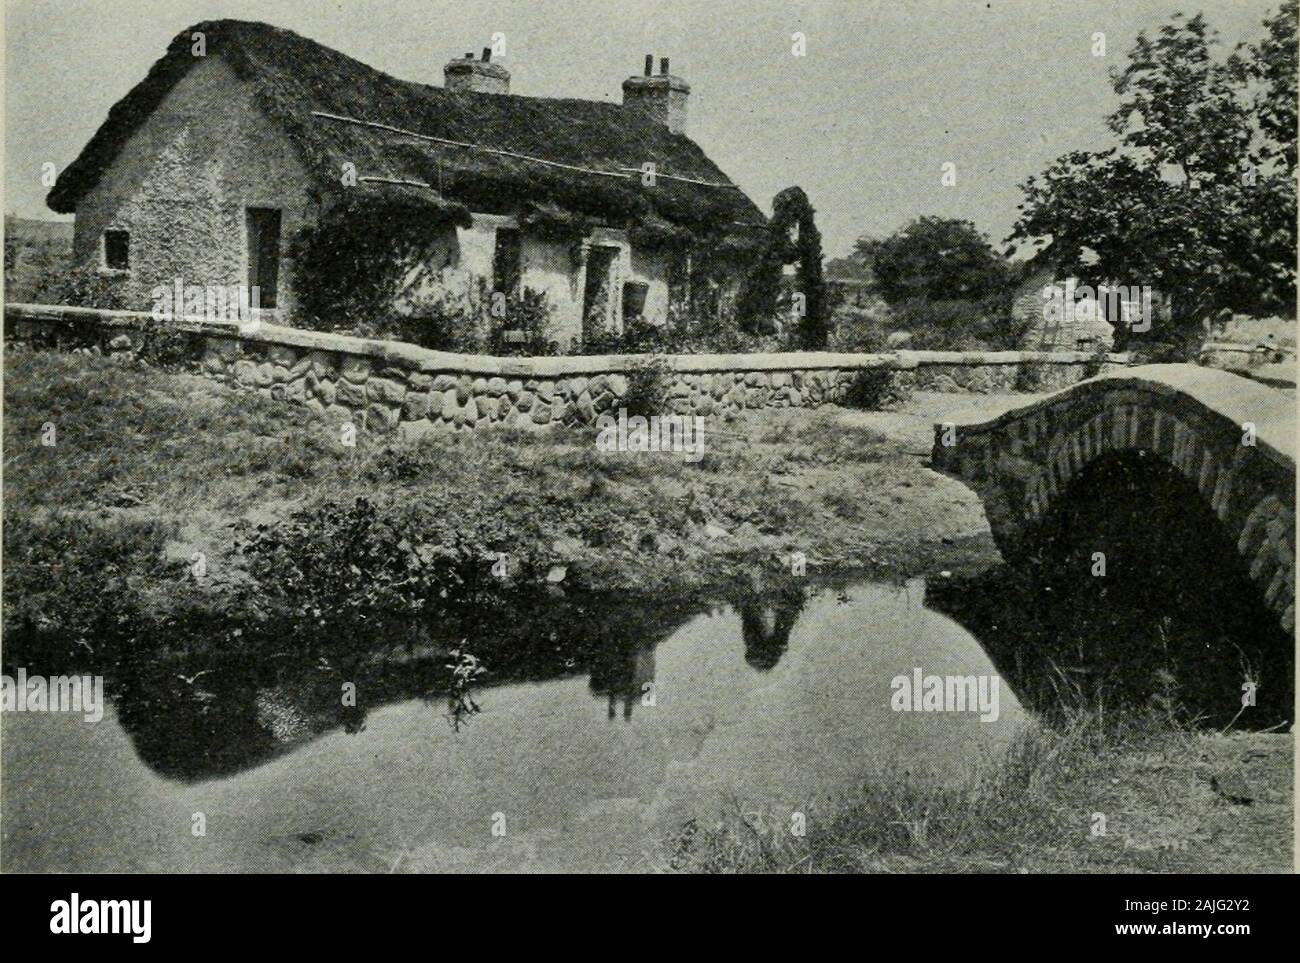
[
  {"left": 246, "top": 208, "right": 281, "bottom": 309},
  {"left": 103, "top": 230, "right": 130, "bottom": 270},
  {"left": 492, "top": 228, "right": 522, "bottom": 297},
  {"left": 622, "top": 281, "right": 649, "bottom": 322}
]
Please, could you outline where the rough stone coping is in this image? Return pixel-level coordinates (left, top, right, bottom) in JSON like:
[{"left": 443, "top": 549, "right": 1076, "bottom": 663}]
[
  {"left": 937, "top": 362, "right": 1296, "bottom": 469},
  {"left": 4, "top": 301, "right": 1130, "bottom": 377},
  {"left": 1239, "top": 362, "right": 1298, "bottom": 389},
  {"left": 1201, "top": 341, "right": 1296, "bottom": 355}
]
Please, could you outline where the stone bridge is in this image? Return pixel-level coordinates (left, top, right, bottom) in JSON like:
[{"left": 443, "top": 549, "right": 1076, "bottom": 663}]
[{"left": 932, "top": 364, "right": 1295, "bottom": 633}]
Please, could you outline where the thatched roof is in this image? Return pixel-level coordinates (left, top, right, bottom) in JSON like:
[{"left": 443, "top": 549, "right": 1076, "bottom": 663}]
[{"left": 48, "top": 19, "right": 765, "bottom": 243}]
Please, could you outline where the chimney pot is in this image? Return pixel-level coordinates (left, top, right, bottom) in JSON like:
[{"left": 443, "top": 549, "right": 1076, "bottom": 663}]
[
  {"left": 445, "top": 49, "right": 510, "bottom": 94},
  {"left": 622, "top": 56, "right": 690, "bottom": 133}
]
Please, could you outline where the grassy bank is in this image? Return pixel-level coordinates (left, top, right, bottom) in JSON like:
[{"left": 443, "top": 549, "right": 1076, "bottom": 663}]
[
  {"left": 3, "top": 348, "right": 993, "bottom": 654},
  {"left": 664, "top": 710, "right": 1293, "bottom": 874},
  {"left": 5, "top": 348, "right": 1289, "bottom": 875}
]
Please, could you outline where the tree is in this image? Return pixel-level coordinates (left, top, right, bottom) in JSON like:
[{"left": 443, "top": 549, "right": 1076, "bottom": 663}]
[
  {"left": 736, "top": 186, "right": 828, "bottom": 348},
  {"left": 774, "top": 187, "right": 828, "bottom": 349},
  {"left": 1010, "top": 5, "right": 1297, "bottom": 345},
  {"left": 855, "top": 216, "right": 1012, "bottom": 306}
]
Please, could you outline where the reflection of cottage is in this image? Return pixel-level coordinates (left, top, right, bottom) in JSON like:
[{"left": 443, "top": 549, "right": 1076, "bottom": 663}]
[
  {"left": 47, "top": 20, "right": 765, "bottom": 347},
  {"left": 589, "top": 639, "right": 657, "bottom": 721},
  {"left": 738, "top": 587, "right": 805, "bottom": 671}
]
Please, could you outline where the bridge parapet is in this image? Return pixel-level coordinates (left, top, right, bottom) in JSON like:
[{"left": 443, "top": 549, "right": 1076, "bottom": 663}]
[{"left": 932, "top": 364, "right": 1296, "bottom": 633}]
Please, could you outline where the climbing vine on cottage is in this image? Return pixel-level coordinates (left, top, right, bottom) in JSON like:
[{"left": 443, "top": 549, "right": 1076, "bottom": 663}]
[{"left": 290, "top": 195, "right": 472, "bottom": 332}]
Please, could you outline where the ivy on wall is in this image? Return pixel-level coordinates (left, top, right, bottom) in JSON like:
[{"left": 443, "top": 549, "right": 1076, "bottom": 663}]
[{"left": 288, "top": 194, "right": 472, "bottom": 334}]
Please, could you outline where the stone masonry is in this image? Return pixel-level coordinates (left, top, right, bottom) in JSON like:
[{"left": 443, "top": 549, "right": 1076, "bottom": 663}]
[
  {"left": 931, "top": 364, "right": 1296, "bottom": 634},
  {"left": 6, "top": 303, "right": 1130, "bottom": 443}
]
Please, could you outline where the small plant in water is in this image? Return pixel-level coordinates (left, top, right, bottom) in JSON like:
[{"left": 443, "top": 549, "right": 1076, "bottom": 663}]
[{"left": 444, "top": 646, "right": 487, "bottom": 731}]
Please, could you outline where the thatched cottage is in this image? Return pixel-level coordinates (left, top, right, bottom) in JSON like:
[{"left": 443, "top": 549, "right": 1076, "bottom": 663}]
[
  {"left": 1009, "top": 243, "right": 1166, "bottom": 352},
  {"left": 47, "top": 20, "right": 766, "bottom": 347}
]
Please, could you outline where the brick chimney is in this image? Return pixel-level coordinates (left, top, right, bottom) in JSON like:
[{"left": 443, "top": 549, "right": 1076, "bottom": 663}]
[
  {"left": 444, "top": 47, "right": 510, "bottom": 94},
  {"left": 622, "top": 54, "right": 690, "bottom": 134}
]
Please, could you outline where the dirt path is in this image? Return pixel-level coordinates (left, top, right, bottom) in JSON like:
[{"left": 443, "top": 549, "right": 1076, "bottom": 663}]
[{"left": 830, "top": 390, "right": 1049, "bottom": 453}]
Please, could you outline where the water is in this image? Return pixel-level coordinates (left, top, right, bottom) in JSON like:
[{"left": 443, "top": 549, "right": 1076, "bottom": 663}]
[{"left": 2, "top": 578, "right": 1026, "bottom": 873}]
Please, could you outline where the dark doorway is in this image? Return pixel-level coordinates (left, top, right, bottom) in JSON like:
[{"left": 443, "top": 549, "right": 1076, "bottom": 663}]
[
  {"left": 492, "top": 228, "right": 522, "bottom": 297},
  {"left": 582, "top": 246, "right": 619, "bottom": 340},
  {"left": 246, "top": 208, "right": 281, "bottom": 309}
]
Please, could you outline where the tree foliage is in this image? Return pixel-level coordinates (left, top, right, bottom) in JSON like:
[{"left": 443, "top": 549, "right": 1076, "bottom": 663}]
[
  {"left": 854, "top": 216, "right": 1013, "bottom": 306},
  {"left": 1010, "top": 4, "right": 1298, "bottom": 340}
]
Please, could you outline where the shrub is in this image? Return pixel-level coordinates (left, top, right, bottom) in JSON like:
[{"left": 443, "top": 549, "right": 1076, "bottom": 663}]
[
  {"left": 49, "top": 265, "right": 132, "bottom": 311},
  {"left": 619, "top": 357, "right": 674, "bottom": 418},
  {"left": 236, "top": 497, "right": 450, "bottom": 650},
  {"left": 288, "top": 195, "right": 472, "bottom": 334},
  {"left": 1014, "top": 361, "right": 1047, "bottom": 392},
  {"left": 826, "top": 301, "right": 893, "bottom": 353},
  {"left": 234, "top": 496, "right": 554, "bottom": 654},
  {"left": 891, "top": 297, "right": 1027, "bottom": 351},
  {"left": 488, "top": 286, "right": 557, "bottom": 356},
  {"left": 136, "top": 326, "right": 204, "bottom": 369},
  {"left": 1082, "top": 345, "right": 1109, "bottom": 378},
  {"left": 1, "top": 510, "right": 168, "bottom": 655},
  {"left": 842, "top": 367, "right": 908, "bottom": 410}
]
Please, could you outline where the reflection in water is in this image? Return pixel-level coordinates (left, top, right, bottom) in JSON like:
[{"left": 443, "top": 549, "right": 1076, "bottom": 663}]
[
  {"left": 3, "top": 589, "right": 713, "bottom": 782},
  {"left": 589, "top": 639, "right": 657, "bottom": 721},
  {"left": 7, "top": 492, "right": 1285, "bottom": 873},
  {"left": 738, "top": 585, "right": 806, "bottom": 671},
  {"left": 55, "top": 580, "right": 812, "bottom": 779},
  {"left": 3, "top": 577, "right": 1028, "bottom": 873}
]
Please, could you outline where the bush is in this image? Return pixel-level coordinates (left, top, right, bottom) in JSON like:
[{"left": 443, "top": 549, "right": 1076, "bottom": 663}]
[
  {"left": 890, "top": 298, "right": 1027, "bottom": 351},
  {"left": 1082, "top": 345, "right": 1109, "bottom": 378},
  {"left": 136, "top": 326, "right": 204, "bottom": 369},
  {"left": 826, "top": 301, "right": 893, "bottom": 353},
  {"left": 843, "top": 367, "right": 908, "bottom": 410},
  {"left": 619, "top": 357, "right": 674, "bottom": 418},
  {"left": 234, "top": 495, "right": 554, "bottom": 654},
  {"left": 1014, "top": 361, "right": 1047, "bottom": 392},
  {"left": 488, "top": 286, "right": 557, "bottom": 356},
  {"left": 236, "top": 497, "right": 452, "bottom": 651},
  {"left": 49, "top": 265, "right": 132, "bottom": 311},
  {"left": 1, "top": 510, "right": 168, "bottom": 655}
]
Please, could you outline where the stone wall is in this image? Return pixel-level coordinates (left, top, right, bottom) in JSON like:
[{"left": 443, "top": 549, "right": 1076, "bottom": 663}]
[{"left": 5, "top": 303, "right": 1132, "bottom": 440}]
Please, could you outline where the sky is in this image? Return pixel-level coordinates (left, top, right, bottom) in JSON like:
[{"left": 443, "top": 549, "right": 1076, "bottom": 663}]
[{"left": 2, "top": 0, "right": 1283, "bottom": 258}]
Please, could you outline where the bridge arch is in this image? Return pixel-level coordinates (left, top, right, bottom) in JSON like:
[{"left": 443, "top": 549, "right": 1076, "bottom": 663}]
[{"left": 933, "top": 364, "right": 1295, "bottom": 633}]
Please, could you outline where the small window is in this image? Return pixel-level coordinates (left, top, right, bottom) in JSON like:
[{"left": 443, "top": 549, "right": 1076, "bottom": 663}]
[
  {"left": 492, "top": 228, "right": 522, "bottom": 297},
  {"left": 622, "top": 281, "right": 649, "bottom": 322},
  {"left": 246, "top": 208, "right": 281, "bottom": 309},
  {"left": 103, "top": 230, "right": 130, "bottom": 270}
]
